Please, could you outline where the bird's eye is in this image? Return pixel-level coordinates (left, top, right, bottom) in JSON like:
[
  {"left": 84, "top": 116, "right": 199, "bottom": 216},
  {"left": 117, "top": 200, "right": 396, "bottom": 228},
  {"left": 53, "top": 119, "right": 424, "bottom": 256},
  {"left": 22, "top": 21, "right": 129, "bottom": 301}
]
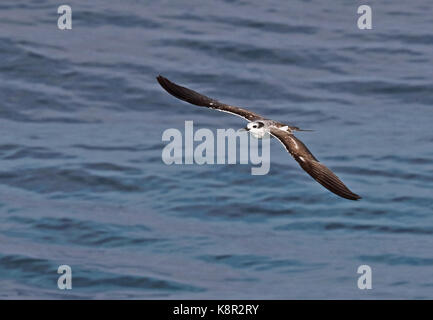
[{"left": 253, "top": 125, "right": 257, "bottom": 128}]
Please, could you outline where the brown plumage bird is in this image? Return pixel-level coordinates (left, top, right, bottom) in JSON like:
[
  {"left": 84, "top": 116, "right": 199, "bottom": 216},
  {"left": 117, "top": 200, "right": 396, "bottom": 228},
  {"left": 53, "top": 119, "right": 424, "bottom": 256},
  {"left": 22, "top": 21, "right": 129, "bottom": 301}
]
[{"left": 157, "top": 75, "right": 361, "bottom": 200}]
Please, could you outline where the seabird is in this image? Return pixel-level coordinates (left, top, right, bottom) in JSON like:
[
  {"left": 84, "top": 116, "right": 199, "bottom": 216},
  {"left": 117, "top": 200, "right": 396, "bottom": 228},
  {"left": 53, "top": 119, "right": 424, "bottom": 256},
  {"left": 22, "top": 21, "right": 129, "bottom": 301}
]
[{"left": 156, "top": 75, "right": 361, "bottom": 201}]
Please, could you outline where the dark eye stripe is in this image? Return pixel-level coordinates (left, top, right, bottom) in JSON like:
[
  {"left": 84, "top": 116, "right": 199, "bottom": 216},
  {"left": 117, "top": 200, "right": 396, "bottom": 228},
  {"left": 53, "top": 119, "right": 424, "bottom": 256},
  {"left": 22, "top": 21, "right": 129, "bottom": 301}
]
[{"left": 257, "top": 122, "right": 264, "bottom": 128}]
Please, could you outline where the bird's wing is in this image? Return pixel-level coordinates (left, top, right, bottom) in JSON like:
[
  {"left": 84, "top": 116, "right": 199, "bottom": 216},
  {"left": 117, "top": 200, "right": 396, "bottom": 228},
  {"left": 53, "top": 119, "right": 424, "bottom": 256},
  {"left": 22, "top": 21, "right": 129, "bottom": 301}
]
[
  {"left": 157, "top": 75, "right": 265, "bottom": 122},
  {"left": 270, "top": 127, "right": 361, "bottom": 200}
]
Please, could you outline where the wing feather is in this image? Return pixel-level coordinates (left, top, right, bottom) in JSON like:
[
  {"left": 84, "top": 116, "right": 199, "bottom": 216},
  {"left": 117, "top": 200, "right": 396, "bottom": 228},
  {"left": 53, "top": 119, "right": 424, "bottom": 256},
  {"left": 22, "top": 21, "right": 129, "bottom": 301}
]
[
  {"left": 157, "top": 75, "right": 264, "bottom": 122},
  {"left": 270, "top": 128, "right": 361, "bottom": 200}
]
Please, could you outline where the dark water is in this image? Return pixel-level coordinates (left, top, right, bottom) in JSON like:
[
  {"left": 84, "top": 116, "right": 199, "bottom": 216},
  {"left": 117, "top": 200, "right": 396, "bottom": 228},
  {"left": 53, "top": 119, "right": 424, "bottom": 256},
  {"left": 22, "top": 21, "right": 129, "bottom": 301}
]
[{"left": 0, "top": 0, "right": 433, "bottom": 299}]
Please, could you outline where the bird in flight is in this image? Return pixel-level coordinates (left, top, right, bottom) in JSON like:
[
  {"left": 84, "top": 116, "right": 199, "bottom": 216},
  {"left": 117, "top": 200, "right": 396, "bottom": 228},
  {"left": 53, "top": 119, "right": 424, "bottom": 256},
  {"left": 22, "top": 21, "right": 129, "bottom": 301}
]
[{"left": 157, "top": 75, "right": 361, "bottom": 200}]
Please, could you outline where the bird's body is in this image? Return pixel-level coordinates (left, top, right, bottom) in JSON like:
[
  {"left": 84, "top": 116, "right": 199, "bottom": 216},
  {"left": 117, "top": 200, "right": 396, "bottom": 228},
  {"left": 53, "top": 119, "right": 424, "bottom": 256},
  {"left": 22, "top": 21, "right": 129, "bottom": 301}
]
[
  {"left": 157, "top": 75, "right": 361, "bottom": 201},
  {"left": 245, "top": 120, "right": 303, "bottom": 138}
]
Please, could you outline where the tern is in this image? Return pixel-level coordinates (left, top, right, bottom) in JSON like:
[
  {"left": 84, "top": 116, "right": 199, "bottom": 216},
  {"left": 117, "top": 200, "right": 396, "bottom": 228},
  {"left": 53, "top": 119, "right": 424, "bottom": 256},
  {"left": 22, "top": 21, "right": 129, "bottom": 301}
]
[{"left": 157, "top": 75, "right": 361, "bottom": 200}]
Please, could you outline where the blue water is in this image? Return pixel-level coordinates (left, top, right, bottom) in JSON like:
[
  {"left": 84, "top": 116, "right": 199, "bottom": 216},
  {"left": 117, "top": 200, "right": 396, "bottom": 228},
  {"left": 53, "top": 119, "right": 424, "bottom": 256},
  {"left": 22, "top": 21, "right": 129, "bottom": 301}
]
[{"left": 0, "top": 0, "right": 433, "bottom": 299}]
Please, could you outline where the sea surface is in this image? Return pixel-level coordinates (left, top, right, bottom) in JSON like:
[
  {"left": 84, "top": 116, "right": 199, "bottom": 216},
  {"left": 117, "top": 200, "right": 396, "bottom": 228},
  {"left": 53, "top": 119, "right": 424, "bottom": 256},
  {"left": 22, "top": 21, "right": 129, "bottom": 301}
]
[{"left": 0, "top": 0, "right": 433, "bottom": 299}]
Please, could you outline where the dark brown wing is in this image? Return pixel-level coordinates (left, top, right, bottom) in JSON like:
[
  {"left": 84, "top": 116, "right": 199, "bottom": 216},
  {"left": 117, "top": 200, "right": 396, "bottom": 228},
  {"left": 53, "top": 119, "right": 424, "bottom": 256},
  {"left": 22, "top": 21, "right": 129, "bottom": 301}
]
[
  {"left": 157, "top": 75, "right": 264, "bottom": 122},
  {"left": 270, "top": 128, "right": 361, "bottom": 200}
]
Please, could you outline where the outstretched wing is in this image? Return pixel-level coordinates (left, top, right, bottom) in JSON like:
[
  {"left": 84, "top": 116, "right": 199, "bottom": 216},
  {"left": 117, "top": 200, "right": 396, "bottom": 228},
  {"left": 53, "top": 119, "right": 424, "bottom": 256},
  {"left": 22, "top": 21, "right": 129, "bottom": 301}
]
[
  {"left": 157, "top": 75, "right": 264, "bottom": 122},
  {"left": 270, "top": 128, "right": 361, "bottom": 200}
]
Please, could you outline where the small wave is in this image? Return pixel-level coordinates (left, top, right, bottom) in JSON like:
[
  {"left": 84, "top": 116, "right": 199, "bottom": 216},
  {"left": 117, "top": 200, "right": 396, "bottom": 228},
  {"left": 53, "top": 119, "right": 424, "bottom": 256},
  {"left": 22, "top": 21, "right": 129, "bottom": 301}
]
[
  {"left": 358, "top": 254, "right": 433, "bottom": 266},
  {"left": 158, "top": 38, "right": 348, "bottom": 74},
  {"left": 72, "top": 144, "right": 150, "bottom": 152},
  {"left": 161, "top": 13, "right": 318, "bottom": 35},
  {"left": 315, "top": 80, "right": 433, "bottom": 105},
  {"left": 0, "top": 167, "right": 144, "bottom": 194},
  {"left": 275, "top": 221, "right": 433, "bottom": 236},
  {"left": 74, "top": 10, "right": 161, "bottom": 29},
  {"left": 6, "top": 216, "right": 161, "bottom": 248},
  {"left": 0, "top": 144, "right": 73, "bottom": 161},
  {"left": 197, "top": 254, "right": 323, "bottom": 273},
  {"left": 82, "top": 162, "right": 142, "bottom": 175},
  {"left": 0, "top": 253, "right": 203, "bottom": 293},
  {"left": 337, "top": 166, "right": 433, "bottom": 183}
]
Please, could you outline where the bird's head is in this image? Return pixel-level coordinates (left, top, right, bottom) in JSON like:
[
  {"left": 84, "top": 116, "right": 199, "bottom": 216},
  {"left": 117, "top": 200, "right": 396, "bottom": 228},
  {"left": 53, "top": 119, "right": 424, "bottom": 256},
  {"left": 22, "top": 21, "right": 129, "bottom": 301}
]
[{"left": 243, "top": 121, "right": 267, "bottom": 138}]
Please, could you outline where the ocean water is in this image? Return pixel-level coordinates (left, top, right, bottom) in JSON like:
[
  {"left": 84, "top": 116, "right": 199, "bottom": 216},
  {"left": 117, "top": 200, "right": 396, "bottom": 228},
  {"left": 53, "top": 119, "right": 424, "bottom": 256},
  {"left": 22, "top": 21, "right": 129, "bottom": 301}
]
[{"left": 0, "top": 0, "right": 433, "bottom": 299}]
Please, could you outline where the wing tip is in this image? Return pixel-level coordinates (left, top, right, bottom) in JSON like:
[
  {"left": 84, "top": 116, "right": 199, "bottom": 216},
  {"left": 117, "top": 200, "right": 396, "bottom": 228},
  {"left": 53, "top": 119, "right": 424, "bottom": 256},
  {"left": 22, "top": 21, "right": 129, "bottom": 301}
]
[
  {"left": 156, "top": 74, "right": 168, "bottom": 86},
  {"left": 331, "top": 185, "right": 362, "bottom": 201},
  {"left": 156, "top": 75, "right": 184, "bottom": 100},
  {"left": 345, "top": 193, "right": 362, "bottom": 201}
]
